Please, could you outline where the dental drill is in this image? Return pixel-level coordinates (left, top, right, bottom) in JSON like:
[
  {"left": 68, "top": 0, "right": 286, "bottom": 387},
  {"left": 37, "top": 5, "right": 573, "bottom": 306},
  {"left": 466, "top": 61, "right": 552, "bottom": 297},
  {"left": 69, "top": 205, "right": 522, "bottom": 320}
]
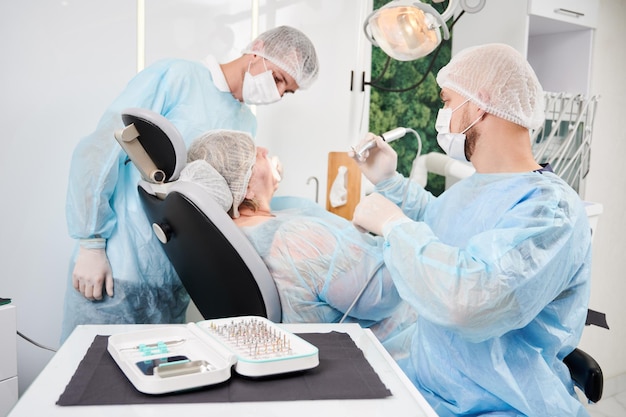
[
  {"left": 353, "top": 127, "right": 409, "bottom": 159},
  {"left": 351, "top": 126, "right": 423, "bottom": 211}
]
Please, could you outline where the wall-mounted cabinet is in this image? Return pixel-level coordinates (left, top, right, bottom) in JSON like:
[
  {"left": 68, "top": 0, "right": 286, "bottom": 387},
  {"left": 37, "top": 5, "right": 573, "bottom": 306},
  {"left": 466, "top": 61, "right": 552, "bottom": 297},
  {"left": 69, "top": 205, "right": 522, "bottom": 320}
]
[{"left": 451, "top": 0, "right": 599, "bottom": 95}]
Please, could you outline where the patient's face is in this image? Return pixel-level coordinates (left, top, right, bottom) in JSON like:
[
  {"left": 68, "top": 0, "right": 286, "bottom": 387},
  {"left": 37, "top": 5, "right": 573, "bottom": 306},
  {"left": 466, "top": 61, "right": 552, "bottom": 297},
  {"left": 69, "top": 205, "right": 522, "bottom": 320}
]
[{"left": 247, "top": 147, "right": 280, "bottom": 200}]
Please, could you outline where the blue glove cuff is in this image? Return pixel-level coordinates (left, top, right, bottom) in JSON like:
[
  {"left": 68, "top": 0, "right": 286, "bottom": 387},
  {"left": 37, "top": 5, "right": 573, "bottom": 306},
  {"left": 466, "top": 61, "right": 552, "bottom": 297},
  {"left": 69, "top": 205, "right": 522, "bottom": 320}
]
[
  {"left": 383, "top": 217, "right": 412, "bottom": 239},
  {"left": 78, "top": 238, "right": 106, "bottom": 250},
  {"left": 375, "top": 172, "right": 404, "bottom": 193}
]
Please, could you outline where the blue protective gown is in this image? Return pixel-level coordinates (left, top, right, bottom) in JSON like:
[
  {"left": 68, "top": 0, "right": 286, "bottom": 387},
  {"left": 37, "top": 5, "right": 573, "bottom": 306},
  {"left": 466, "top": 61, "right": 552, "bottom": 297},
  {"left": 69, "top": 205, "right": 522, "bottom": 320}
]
[
  {"left": 240, "top": 196, "right": 417, "bottom": 359},
  {"left": 376, "top": 171, "right": 592, "bottom": 417},
  {"left": 62, "top": 57, "right": 256, "bottom": 341}
]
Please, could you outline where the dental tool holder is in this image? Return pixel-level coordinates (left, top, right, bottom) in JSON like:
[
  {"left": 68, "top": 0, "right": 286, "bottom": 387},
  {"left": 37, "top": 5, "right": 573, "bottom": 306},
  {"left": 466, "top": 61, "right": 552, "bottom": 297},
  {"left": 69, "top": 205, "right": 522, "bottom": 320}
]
[{"left": 107, "top": 316, "right": 319, "bottom": 395}]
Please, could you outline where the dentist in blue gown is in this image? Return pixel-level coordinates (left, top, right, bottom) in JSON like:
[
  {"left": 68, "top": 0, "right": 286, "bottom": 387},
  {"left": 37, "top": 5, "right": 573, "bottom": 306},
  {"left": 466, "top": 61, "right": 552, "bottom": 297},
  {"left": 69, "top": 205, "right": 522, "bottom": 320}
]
[
  {"left": 61, "top": 26, "right": 319, "bottom": 342},
  {"left": 352, "top": 43, "right": 592, "bottom": 416}
]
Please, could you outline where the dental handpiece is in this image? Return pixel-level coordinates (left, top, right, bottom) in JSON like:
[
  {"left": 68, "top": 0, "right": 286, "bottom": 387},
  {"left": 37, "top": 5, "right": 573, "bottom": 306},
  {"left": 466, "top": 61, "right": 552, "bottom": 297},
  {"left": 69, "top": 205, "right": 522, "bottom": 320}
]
[{"left": 354, "top": 127, "right": 408, "bottom": 159}]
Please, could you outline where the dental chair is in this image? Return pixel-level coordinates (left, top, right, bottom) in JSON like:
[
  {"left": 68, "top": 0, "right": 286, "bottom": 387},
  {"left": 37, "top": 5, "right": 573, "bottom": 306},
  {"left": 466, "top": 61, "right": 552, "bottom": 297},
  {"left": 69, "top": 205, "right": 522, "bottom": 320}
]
[
  {"left": 566, "top": 347, "right": 603, "bottom": 403},
  {"left": 113, "top": 108, "right": 281, "bottom": 323}
]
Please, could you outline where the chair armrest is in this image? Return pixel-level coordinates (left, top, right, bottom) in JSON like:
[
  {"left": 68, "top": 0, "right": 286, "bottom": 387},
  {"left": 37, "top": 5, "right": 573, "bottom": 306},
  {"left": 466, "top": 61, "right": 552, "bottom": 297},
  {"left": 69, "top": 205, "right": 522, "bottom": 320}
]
[{"left": 564, "top": 348, "right": 603, "bottom": 403}]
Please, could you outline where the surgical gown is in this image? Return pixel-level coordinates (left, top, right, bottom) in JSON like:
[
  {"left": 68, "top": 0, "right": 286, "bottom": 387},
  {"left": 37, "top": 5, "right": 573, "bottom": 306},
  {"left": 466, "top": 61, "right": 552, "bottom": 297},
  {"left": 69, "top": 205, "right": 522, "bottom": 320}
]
[
  {"left": 241, "top": 197, "right": 417, "bottom": 358},
  {"left": 376, "top": 171, "right": 592, "bottom": 416},
  {"left": 62, "top": 57, "right": 256, "bottom": 341}
]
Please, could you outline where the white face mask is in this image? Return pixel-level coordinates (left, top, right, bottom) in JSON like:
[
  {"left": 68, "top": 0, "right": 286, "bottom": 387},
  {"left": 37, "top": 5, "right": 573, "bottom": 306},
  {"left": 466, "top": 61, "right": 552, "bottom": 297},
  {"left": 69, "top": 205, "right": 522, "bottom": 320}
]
[
  {"left": 435, "top": 99, "right": 481, "bottom": 162},
  {"left": 242, "top": 59, "right": 281, "bottom": 105}
]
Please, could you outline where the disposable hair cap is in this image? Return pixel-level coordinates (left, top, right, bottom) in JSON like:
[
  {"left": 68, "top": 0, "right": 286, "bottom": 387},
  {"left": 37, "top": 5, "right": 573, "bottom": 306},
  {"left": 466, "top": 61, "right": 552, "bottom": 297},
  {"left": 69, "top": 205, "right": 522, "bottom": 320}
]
[
  {"left": 178, "top": 160, "right": 234, "bottom": 213},
  {"left": 436, "top": 43, "right": 545, "bottom": 130},
  {"left": 242, "top": 25, "right": 320, "bottom": 90},
  {"left": 187, "top": 130, "right": 256, "bottom": 218}
]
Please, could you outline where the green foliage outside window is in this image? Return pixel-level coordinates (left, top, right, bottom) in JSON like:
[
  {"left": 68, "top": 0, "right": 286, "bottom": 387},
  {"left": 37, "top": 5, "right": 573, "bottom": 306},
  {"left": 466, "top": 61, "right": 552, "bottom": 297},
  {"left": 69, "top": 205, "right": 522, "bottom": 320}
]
[{"left": 368, "top": 0, "right": 453, "bottom": 196}]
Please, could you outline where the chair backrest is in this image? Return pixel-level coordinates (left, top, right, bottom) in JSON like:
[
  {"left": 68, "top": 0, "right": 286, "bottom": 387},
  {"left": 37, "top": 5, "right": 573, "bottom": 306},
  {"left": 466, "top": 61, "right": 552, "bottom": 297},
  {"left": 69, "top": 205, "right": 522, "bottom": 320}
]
[{"left": 115, "top": 108, "right": 281, "bottom": 322}]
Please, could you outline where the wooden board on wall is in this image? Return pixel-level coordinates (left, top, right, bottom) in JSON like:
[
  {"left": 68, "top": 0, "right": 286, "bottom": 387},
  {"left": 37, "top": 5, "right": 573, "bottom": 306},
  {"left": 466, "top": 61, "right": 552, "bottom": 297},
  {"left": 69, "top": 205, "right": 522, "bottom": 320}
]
[{"left": 326, "top": 152, "right": 361, "bottom": 221}]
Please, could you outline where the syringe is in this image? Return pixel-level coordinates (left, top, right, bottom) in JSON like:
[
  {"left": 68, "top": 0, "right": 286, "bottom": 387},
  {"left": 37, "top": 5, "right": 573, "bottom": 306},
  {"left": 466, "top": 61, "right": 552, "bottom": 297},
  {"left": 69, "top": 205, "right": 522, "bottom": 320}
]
[{"left": 353, "top": 127, "right": 408, "bottom": 159}]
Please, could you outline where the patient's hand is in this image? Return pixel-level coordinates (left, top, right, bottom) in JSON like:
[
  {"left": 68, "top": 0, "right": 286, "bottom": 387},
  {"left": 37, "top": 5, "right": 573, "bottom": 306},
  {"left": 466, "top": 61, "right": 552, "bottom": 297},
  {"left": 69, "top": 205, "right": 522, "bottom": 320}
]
[{"left": 72, "top": 247, "right": 114, "bottom": 300}]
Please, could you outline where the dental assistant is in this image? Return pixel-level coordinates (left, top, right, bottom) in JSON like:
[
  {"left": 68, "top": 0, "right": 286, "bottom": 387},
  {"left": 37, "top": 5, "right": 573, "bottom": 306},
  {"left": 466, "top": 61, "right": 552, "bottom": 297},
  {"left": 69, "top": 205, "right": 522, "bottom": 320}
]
[
  {"left": 352, "top": 44, "right": 592, "bottom": 416},
  {"left": 61, "top": 26, "right": 319, "bottom": 342}
]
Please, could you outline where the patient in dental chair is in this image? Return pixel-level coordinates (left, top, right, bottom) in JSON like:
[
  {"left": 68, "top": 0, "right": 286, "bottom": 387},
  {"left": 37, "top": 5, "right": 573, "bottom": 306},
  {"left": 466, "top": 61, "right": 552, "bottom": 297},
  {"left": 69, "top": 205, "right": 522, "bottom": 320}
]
[{"left": 179, "top": 129, "right": 416, "bottom": 361}]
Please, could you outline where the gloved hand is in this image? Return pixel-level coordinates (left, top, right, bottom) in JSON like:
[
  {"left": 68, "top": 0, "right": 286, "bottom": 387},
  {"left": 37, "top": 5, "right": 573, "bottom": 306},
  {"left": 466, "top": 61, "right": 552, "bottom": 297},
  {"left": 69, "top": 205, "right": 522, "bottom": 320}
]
[
  {"left": 72, "top": 247, "right": 114, "bottom": 300},
  {"left": 352, "top": 192, "right": 408, "bottom": 236},
  {"left": 349, "top": 133, "right": 397, "bottom": 185}
]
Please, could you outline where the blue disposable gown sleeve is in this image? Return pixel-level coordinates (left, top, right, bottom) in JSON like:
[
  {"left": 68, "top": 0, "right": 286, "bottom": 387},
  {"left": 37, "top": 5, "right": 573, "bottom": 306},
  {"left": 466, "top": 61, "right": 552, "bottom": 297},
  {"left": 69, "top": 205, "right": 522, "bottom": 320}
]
[
  {"left": 65, "top": 59, "right": 232, "bottom": 240},
  {"left": 274, "top": 217, "right": 401, "bottom": 321},
  {"left": 376, "top": 173, "right": 591, "bottom": 343},
  {"left": 246, "top": 213, "right": 403, "bottom": 324},
  {"left": 375, "top": 173, "right": 436, "bottom": 221}
]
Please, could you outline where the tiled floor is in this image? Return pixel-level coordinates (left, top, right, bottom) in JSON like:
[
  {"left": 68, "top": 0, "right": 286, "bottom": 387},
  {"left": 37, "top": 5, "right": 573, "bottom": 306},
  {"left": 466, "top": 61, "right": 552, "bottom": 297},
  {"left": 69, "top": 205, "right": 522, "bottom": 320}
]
[
  {"left": 584, "top": 374, "right": 626, "bottom": 417},
  {"left": 585, "top": 391, "right": 626, "bottom": 416}
]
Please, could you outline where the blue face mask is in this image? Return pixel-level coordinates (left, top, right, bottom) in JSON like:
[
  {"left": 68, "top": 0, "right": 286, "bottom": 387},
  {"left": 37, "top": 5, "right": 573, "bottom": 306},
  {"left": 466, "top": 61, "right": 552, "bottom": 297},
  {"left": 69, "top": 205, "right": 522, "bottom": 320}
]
[{"left": 435, "top": 99, "right": 482, "bottom": 162}]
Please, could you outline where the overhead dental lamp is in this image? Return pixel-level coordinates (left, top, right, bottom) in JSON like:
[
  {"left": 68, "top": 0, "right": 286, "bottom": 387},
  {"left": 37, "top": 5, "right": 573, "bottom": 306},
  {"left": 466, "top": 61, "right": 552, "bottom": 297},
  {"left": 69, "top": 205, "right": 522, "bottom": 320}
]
[{"left": 363, "top": 0, "right": 483, "bottom": 61}]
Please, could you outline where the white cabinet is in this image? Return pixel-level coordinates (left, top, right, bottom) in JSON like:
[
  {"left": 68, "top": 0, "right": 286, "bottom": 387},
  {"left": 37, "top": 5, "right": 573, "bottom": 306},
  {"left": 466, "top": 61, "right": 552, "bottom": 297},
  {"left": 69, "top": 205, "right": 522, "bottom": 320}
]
[
  {"left": 0, "top": 305, "right": 17, "bottom": 417},
  {"left": 452, "top": 0, "right": 599, "bottom": 95},
  {"left": 529, "top": 0, "right": 599, "bottom": 28}
]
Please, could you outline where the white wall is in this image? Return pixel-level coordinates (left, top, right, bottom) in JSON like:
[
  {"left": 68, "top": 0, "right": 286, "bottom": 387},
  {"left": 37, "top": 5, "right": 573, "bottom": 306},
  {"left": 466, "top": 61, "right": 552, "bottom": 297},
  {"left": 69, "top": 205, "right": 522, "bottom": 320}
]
[
  {"left": 1, "top": 0, "right": 136, "bottom": 395},
  {"left": 254, "top": 1, "right": 372, "bottom": 203},
  {"left": 0, "top": 0, "right": 371, "bottom": 397}
]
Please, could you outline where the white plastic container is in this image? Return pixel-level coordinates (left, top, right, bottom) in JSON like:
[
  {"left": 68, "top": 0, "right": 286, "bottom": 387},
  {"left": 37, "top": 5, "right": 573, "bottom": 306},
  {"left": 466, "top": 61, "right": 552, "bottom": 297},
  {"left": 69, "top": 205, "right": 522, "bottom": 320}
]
[{"left": 107, "top": 316, "right": 319, "bottom": 394}]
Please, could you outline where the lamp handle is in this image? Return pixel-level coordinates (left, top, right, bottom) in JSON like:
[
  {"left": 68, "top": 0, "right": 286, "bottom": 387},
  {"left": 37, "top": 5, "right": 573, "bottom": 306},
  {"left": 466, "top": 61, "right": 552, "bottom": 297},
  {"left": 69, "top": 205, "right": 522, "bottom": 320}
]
[
  {"left": 438, "top": 0, "right": 459, "bottom": 21},
  {"left": 412, "top": 2, "right": 450, "bottom": 40},
  {"left": 362, "top": 9, "right": 380, "bottom": 47}
]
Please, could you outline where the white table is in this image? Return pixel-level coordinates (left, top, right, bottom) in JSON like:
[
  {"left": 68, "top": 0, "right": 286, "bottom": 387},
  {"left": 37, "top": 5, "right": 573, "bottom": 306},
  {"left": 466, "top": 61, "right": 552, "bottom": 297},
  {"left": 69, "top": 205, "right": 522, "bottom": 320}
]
[{"left": 8, "top": 323, "right": 437, "bottom": 417}]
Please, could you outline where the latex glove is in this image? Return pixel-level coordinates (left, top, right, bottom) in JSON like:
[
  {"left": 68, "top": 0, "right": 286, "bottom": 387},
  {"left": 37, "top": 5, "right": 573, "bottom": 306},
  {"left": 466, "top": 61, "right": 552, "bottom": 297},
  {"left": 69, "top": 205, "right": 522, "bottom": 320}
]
[
  {"left": 349, "top": 133, "right": 397, "bottom": 185},
  {"left": 353, "top": 192, "right": 408, "bottom": 236},
  {"left": 72, "top": 247, "right": 114, "bottom": 300}
]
